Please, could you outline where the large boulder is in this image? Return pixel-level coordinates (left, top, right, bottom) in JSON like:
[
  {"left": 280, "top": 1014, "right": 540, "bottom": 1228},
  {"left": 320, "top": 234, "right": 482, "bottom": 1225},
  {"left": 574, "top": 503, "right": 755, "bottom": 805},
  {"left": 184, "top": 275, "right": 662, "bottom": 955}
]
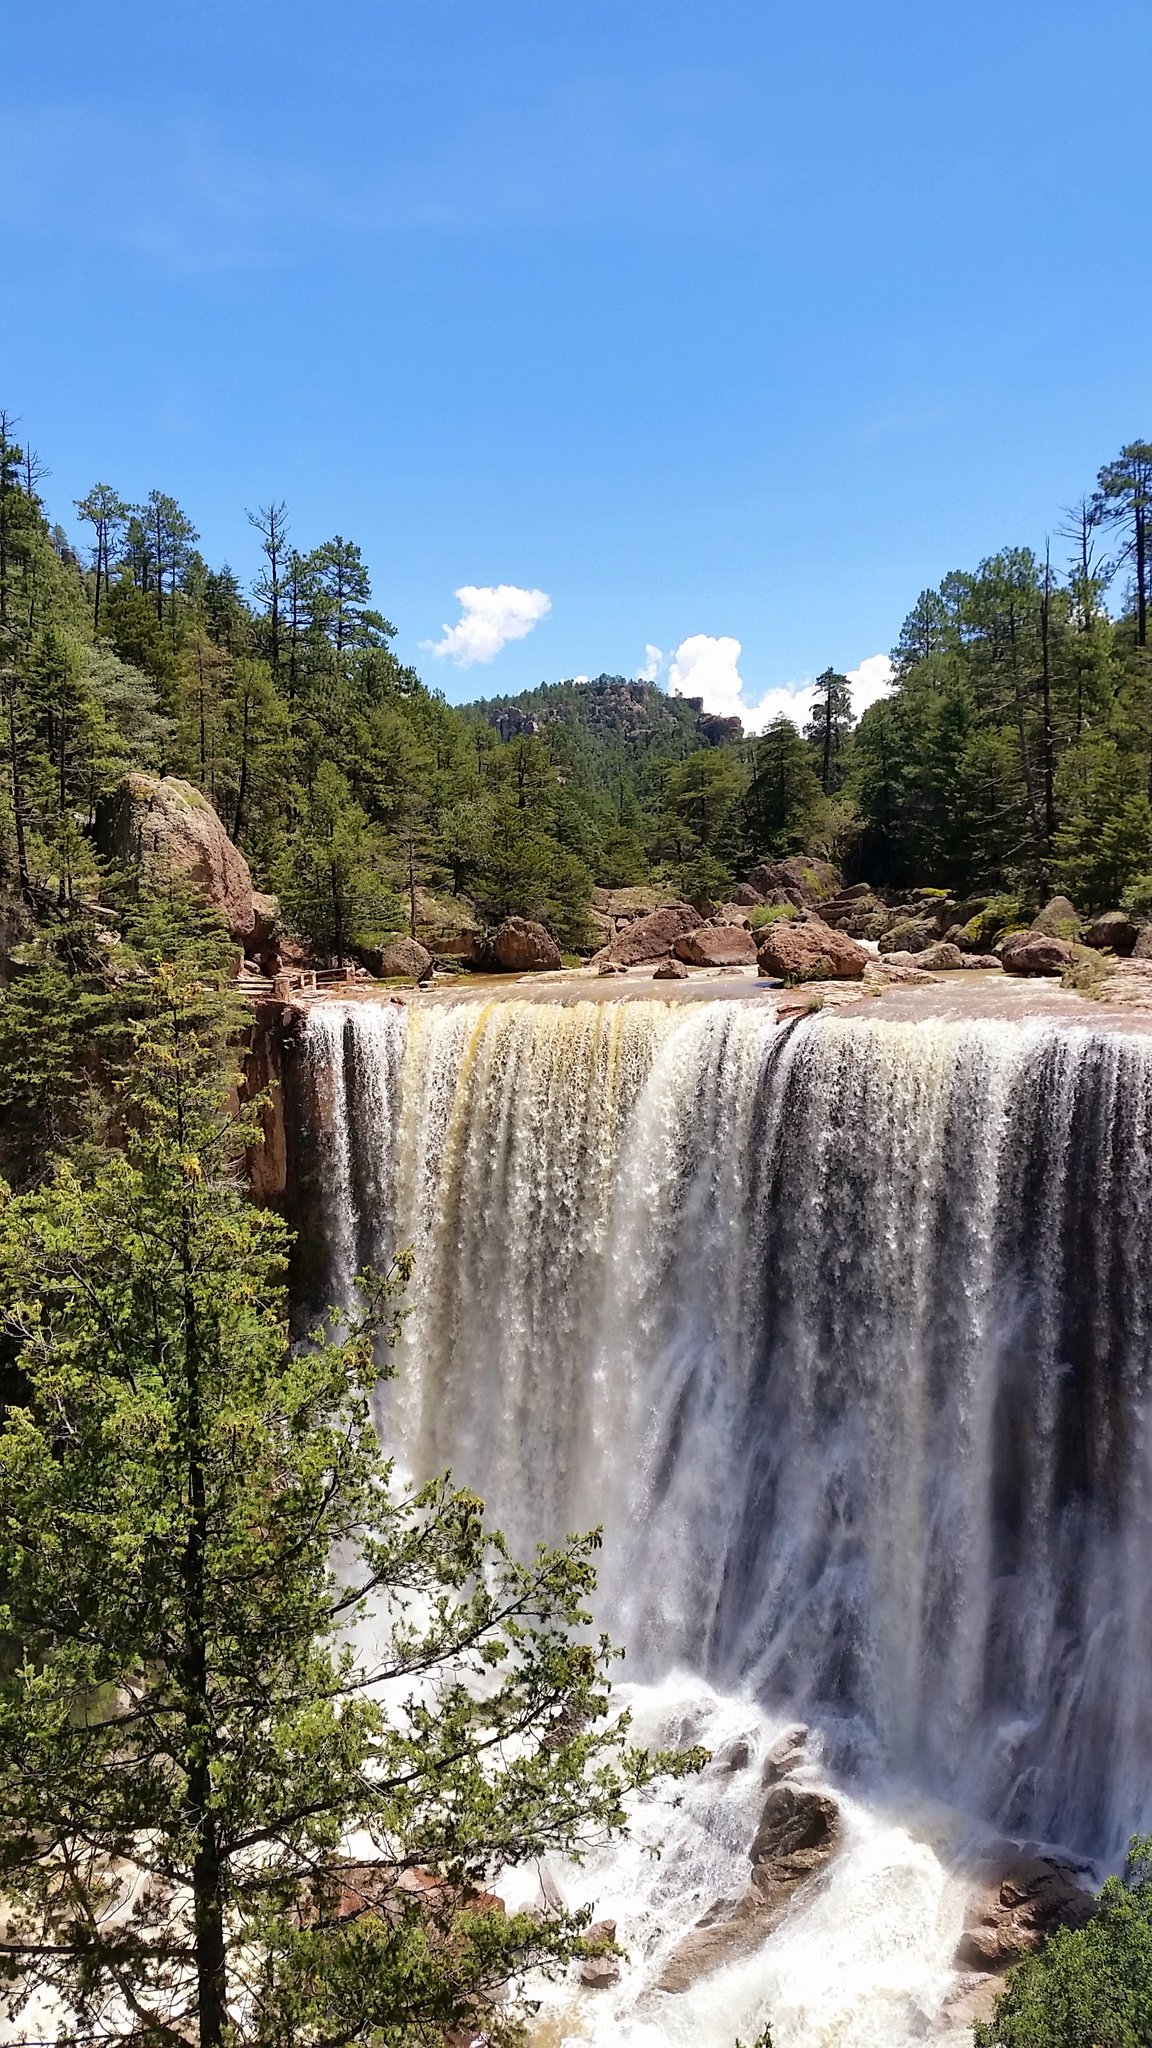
[
  {"left": 359, "top": 936, "right": 433, "bottom": 981},
  {"left": 490, "top": 917, "right": 562, "bottom": 972},
  {"left": 1083, "top": 909, "right": 1139, "bottom": 955},
  {"left": 878, "top": 915, "right": 941, "bottom": 955},
  {"left": 1030, "top": 895, "right": 1081, "bottom": 939},
  {"left": 656, "top": 1783, "right": 840, "bottom": 1994},
  {"left": 746, "top": 858, "right": 840, "bottom": 906},
  {"left": 731, "top": 883, "right": 765, "bottom": 906},
  {"left": 97, "top": 773, "right": 256, "bottom": 943},
  {"left": 918, "top": 941, "right": 965, "bottom": 971},
  {"left": 600, "top": 903, "right": 700, "bottom": 966},
  {"left": 653, "top": 957, "right": 688, "bottom": 980},
  {"left": 1001, "top": 933, "right": 1072, "bottom": 977},
  {"left": 954, "top": 1855, "right": 1095, "bottom": 1973},
  {"left": 757, "top": 918, "right": 870, "bottom": 983},
  {"left": 674, "top": 924, "right": 758, "bottom": 967}
]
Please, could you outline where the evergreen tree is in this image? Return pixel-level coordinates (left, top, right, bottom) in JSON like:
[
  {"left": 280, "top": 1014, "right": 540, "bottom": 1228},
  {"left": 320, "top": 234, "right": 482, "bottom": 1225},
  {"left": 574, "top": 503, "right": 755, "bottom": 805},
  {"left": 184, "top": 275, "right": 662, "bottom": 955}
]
[
  {"left": 976, "top": 1839, "right": 1152, "bottom": 2048},
  {"left": 744, "top": 716, "right": 822, "bottom": 857},
  {"left": 0, "top": 967, "right": 696, "bottom": 2048},
  {"left": 804, "top": 669, "right": 854, "bottom": 794}
]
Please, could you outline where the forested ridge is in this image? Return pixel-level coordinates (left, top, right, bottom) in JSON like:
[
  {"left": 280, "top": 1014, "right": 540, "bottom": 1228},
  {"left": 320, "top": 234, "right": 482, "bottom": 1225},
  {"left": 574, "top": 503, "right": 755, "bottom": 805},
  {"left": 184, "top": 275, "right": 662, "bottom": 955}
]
[{"left": 3, "top": 409, "right": 1152, "bottom": 963}]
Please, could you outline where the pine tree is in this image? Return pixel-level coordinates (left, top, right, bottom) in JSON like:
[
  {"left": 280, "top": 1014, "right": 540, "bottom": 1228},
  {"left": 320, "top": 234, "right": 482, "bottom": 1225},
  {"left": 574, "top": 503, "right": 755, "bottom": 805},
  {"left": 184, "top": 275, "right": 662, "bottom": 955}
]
[{"left": 0, "top": 961, "right": 698, "bottom": 2048}]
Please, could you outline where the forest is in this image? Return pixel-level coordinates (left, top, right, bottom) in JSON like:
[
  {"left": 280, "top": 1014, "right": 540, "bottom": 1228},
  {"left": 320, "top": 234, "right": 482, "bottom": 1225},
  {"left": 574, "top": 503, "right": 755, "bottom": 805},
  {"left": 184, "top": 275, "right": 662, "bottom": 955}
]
[{"left": 3, "top": 413, "right": 1152, "bottom": 979}]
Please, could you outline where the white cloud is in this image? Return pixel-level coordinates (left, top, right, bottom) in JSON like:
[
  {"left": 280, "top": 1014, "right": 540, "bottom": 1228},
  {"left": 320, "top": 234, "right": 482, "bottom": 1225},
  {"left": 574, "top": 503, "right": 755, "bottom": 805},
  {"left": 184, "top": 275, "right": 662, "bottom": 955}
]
[
  {"left": 635, "top": 643, "right": 663, "bottom": 683},
  {"left": 846, "top": 652, "right": 895, "bottom": 715},
  {"left": 423, "top": 584, "right": 551, "bottom": 666},
  {"left": 667, "top": 637, "right": 896, "bottom": 734}
]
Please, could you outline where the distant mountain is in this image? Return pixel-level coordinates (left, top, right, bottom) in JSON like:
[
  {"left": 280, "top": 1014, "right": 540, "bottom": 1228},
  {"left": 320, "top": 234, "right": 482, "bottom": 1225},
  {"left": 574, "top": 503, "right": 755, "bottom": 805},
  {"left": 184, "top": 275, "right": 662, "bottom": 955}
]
[{"left": 461, "top": 673, "right": 745, "bottom": 803}]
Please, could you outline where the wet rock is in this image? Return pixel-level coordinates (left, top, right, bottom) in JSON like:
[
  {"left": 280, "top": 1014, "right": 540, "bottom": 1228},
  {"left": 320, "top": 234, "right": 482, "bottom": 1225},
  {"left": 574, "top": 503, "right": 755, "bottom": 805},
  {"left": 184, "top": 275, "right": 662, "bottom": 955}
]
[
  {"left": 961, "top": 953, "right": 1004, "bottom": 970},
  {"left": 578, "top": 1920, "right": 620, "bottom": 1987},
  {"left": 757, "top": 919, "right": 870, "bottom": 983},
  {"left": 600, "top": 904, "right": 701, "bottom": 966},
  {"left": 863, "top": 956, "right": 939, "bottom": 987},
  {"left": 750, "top": 1783, "right": 839, "bottom": 1874},
  {"left": 653, "top": 957, "right": 689, "bottom": 979},
  {"left": 674, "top": 924, "right": 758, "bottom": 967},
  {"left": 490, "top": 917, "right": 562, "bottom": 972},
  {"left": 359, "top": 936, "right": 433, "bottom": 981},
  {"left": 1001, "top": 934, "right": 1072, "bottom": 977},
  {"left": 713, "top": 1736, "right": 753, "bottom": 1774},
  {"left": 598, "top": 959, "right": 627, "bottom": 976},
  {"left": 917, "top": 941, "right": 965, "bottom": 971},
  {"left": 1083, "top": 909, "right": 1139, "bottom": 954},
  {"left": 1030, "top": 895, "right": 1081, "bottom": 939},
  {"left": 760, "top": 1725, "right": 809, "bottom": 1784},
  {"left": 97, "top": 773, "right": 257, "bottom": 943},
  {"left": 954, "top": 1855, "right": 1096, "bottom": 1973}
]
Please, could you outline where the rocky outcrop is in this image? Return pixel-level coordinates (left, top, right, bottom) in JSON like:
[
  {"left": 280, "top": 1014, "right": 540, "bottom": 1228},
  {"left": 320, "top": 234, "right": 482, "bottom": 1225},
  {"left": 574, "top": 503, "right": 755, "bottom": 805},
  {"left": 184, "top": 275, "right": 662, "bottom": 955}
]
[
  {"left": 490, "top": 917, "right": 562, "bottom": 972},
  {"left": 954, "top": 1854, "right": 1095, "bottom": 1973},
  {"left": 97, "top": 773, "right": 256, "bottom": 943},
  {"left": 674, "top": 924, "right": 758, "bottom": 967},
  {"left": 360, "top": 936, "right": 433, "bottom": 981},
  {"left": 731, "top": 883, "right": 765, "bottom": 906},
  {"left": 657, "top": 1782, "right": 840, "bottom": 1993},
  {"left": 1030, "top": 895, "right": 1081, "bottom": 939},
  {"left": 1001, "top": 933, "right": 1072, "bottom": 976},
  {"left": 1083, "top": 909, "right": 1139, "bottom": 954},
  {"left": 746, "top": 858, "right": 839, "bottom": 906},
  {"left": 756, "top": 918, "right": 869, "bottom": 983},
  {"left": 598, "top": 904, "right": 700, "bottom": 967}
]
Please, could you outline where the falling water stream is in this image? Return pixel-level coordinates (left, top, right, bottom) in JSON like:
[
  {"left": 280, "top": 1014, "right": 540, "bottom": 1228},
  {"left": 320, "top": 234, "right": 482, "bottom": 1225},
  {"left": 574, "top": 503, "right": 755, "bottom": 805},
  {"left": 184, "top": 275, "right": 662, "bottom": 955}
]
[{"left": 295, "top": 994, "right": 1152, "bottom": 2045}]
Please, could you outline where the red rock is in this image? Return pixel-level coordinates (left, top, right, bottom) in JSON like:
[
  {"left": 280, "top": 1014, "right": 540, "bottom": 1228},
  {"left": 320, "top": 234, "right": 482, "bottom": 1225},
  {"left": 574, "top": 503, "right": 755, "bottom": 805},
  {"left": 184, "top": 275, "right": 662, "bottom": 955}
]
[
  {"left": 1001, "top": 934, "right": 1072, "bottom": 977},
  {"left": 756, "top": 918, "right": 870, "bottom": 982},
  {"left": 674, "top": 925, "right": 758, "bottom": 967},
  {"left": 97, "top": 773, "right": 256, "bottom": 943},
  {"left": 603, "top": 904, "right": 701, "bottom": 965},
  {"left": 490, "top": 917, "right": 562, "bottom": 971}
]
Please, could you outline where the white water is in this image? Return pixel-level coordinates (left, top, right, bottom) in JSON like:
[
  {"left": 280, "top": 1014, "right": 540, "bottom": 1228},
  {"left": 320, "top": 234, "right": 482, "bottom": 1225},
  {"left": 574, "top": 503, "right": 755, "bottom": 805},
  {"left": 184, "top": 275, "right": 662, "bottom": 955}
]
[{"left": 297, "top": 995, "right": 1152, "bottom": 2041}]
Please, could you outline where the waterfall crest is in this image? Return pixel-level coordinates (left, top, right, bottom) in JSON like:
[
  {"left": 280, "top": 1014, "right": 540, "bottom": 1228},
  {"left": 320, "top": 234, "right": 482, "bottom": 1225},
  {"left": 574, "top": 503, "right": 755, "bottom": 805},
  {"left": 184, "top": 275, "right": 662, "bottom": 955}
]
[{"left": 297, "top": 995, "right": 1152, "bottom": 1863}]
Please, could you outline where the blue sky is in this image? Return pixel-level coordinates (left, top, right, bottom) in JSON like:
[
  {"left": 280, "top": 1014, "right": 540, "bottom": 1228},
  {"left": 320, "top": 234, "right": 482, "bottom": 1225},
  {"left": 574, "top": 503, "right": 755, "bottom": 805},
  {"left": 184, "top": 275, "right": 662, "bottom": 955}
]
[{"left": 3, "top": 0, "right": 1151, "bottom": 726}]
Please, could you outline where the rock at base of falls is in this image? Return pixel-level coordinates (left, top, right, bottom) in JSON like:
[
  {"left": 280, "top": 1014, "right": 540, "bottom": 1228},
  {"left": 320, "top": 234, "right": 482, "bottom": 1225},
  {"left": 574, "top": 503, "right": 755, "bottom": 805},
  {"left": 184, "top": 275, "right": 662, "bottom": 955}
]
[
  {"left": 656, "top": 1784, "right": 841, "bottom": 1993},
  {"left": 578, "top": 1920, "right": 621, "bottom": 1987},
  {"left": 760, "top": 1722, "right": 810, "bottom": 1785},
  {"left": 954, "top": 1852, "right": 1096, "bottom": 1972}
]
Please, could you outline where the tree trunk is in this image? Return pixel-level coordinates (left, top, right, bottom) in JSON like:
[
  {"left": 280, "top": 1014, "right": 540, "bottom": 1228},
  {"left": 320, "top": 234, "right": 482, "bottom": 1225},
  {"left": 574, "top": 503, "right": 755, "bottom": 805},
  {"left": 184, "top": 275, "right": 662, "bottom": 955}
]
[{"left": 1137, "top": 501, "right": 1147, "bottom": 649}]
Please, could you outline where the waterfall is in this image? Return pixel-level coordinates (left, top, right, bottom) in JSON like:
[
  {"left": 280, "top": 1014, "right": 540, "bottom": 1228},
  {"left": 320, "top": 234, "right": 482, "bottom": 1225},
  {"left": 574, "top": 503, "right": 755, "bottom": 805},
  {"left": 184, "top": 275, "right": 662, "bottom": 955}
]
[{"left": 295, "top": 994, "right": 1152, "bottom": 1872}]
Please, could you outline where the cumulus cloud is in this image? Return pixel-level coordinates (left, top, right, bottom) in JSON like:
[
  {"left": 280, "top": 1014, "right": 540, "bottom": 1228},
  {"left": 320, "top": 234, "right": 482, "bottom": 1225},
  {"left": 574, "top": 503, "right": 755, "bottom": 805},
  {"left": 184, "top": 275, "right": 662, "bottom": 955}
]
[
  {"left": 846, "top": 652, "right": 895, "bottom": 715},
  {"left": 667, "top": 637, "right": 896, "bottom": 735},
  {"left": 423, "top": 584, "right": 551, "bottom": 666},
  {"left": 635, "top": 643, "right": 664, "bottom": 683}
]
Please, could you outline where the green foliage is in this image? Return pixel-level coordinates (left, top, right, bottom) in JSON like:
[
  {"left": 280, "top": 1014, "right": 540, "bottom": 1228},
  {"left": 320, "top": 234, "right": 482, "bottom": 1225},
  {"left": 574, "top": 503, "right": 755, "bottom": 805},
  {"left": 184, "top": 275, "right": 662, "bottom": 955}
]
[
  {"left": 976, "top": 1839, "right": 1152, "bottom": 2048},
  {"left": 277, "top": 763, "right": 401, "bottom": 960},
  {"left": 744, "top": 716, "right": 822, "bottom": 857},
  {"left": 0, "top": 969, "right": 701, "bottom": 2048},
  {"left": 749, "top": 902, "right": 799, "bottom": 929},
  {"left": 1056, "top": 747, "right": 1152, "bottom": 908},
  {"left": 1120, "top": 872, "right": 1152, "bottom": 919}
]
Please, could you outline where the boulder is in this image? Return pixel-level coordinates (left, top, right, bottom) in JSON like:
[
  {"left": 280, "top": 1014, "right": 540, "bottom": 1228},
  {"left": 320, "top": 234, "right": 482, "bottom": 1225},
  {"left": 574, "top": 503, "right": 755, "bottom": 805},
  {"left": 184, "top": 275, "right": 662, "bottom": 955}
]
[
  {"left": 750, "top": 1783, "right": 839, "bottom": 1876},
  {"left": 917, "top": 941, "right": 965, "bottom": 971},
  {"left": 674, "top": 925, "right": 758, "bottom": 967},
  {"left": 602, "top": 903, "right": 700, "bottom": 966},
  {"left": 863, "top": 957, "right": 939, "bottom": 987},
  {"left": 1135, "top": 927, "right": 1152, "bottom": 960},
  {"left": 757, "top": 918, "right": 870, "bottom": 983},
  {"left": 653, "top": 957, "right": 689, "bottom": 980},
  {"left": 490, "top": 917, "right": 562, "bottom": 972},
  {"left": 954, "top": 1855, "right": 1096, "bottom": 1974},
  {"left": 598, "top": 960, "right": 627, "bottom": 976},
  {"left": 962, "top": 954, "right": 1004, "bottom": 970},
  {"left": 1001, "top": 934, "right": 1072, "bottom": 977},
  {"left": 879, "top": 915, "right": 940, "bottom": 955},
  {"left": 761, "top": 1724, "right": 809, "bottom": 1785},
  {"left": 1083, "top": 909, "right": 1139, "bottom": 954},
  {"left": 97, "top": 773, "right": 256, "bottom": 943},
  {"left": 578, "top": 1920, "right": 620, "bottom": 1988},
  {"left": 731, "top": 883, "right": 765, "bottom": 906},
  {"left": 1030, "top": 895, "right": 1081, "bottom": 939},
  {"left": 746, "top": 858, "right": 840, "bottom": 906},
  {"left": 360, "top": 936, "right": 433, "bottom": 981}
]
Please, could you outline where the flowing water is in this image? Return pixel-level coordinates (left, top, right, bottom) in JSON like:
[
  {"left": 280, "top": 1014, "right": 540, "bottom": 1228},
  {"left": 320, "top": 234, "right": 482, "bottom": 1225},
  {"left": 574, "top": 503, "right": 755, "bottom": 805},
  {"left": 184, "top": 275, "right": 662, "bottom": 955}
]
[{"left": 296, "top": 994, "right": 1152, "bottom": 2043}]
